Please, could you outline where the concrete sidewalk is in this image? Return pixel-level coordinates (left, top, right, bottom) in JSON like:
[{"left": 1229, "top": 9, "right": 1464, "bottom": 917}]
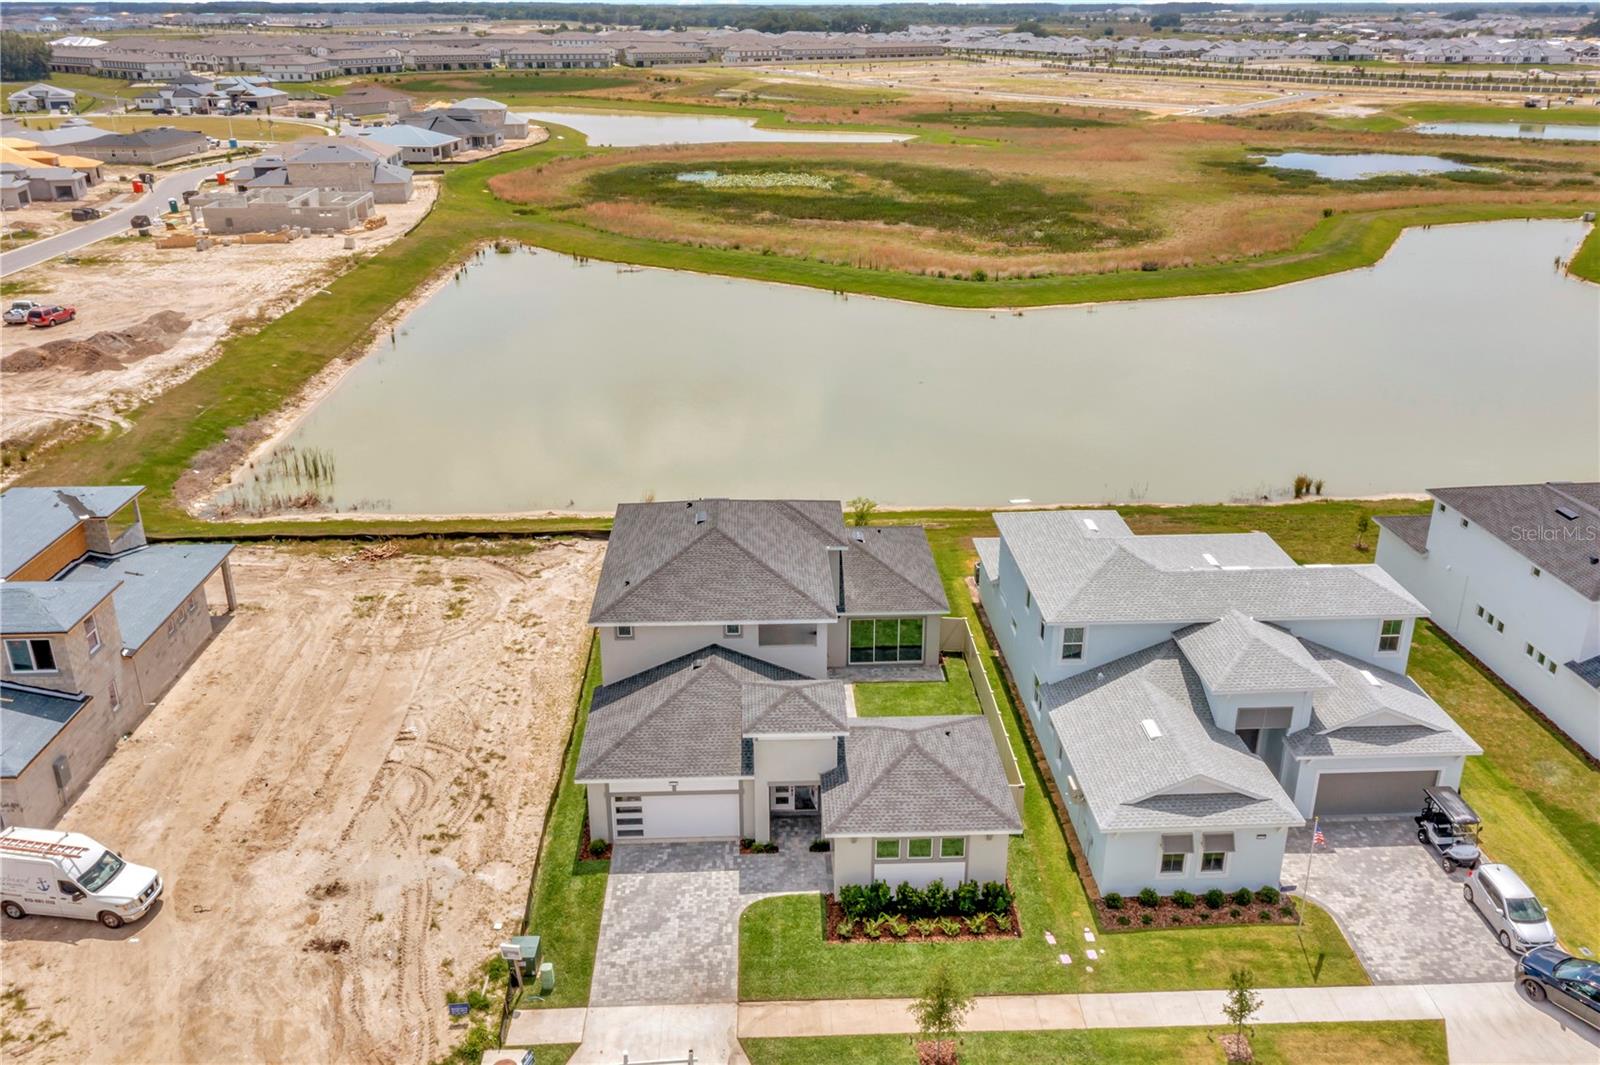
[{"left": 507, "top": 982, "right": 1600, "bottom": 1064}]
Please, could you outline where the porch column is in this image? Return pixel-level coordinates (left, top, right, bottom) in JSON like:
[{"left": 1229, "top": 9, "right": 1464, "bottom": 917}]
[{"left": 221, "top": 559, "right": 238, "bottom": 613}]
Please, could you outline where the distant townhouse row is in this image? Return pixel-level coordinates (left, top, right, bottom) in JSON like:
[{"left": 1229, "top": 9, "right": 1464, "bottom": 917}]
[{"left": 1, "top": 487, "right": 236, "bottom": 829}]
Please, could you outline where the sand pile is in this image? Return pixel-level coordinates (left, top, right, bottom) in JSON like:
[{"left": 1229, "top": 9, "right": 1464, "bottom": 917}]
[{"left": 3, "top": 311, "right": 191, "bottom": 373}]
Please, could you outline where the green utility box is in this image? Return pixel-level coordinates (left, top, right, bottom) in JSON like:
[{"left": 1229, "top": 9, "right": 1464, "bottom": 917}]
[{"left": 503, "top": 935, "right": 542, "bottom": 981}]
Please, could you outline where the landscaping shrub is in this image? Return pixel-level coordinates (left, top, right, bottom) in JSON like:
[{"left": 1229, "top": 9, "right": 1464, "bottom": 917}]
[
  {"left": 895, "top": 882, "right": 926, "bottom": 917},
  {"left": 1279, "top": 903, "right": 1295, "bottom": 918},
  {"left": 1138, "top": 887, "right": 1159, "bottom": 908},
  {"left": 1232, "top": 887, "right": 1254, "bottom": 907},
  {"left": 938, "top": 917, "right": 963, "bottom": 937},
  {"left": 1255, "top": 886, "right": 1281, "bottom": 906},
  {"left": 839, "top": 884, "right": 869, "bottom": 920},
  {"left": 1263, "top": 910, "right": 1278, "bottom": 921},
  {"left": 809, "top": 839, "right": 831, "bottom": 852},
  {"left": 1103, "top": 892, "right": 1124, "bottom": 910},
  {"left": 866, "top": 880, "right": 892, "bottom": 916},
  {"left": 740, "top": 838, "right": 755, "bottom": 849},
  {"left": 923, "top": 879, "right": 951, "bottom": 917},
  {"left": 954, "top": 880, "right": 981, "bottom": 916},
  {"left": 914, "top": 918, "right": 937, "bottom": 936},
  {"left": 1116, "top": 915, "right": 1131, "bottom": 926},
  {"left": 993, "top": 914, "right": 1013, "bottom": 932},
  {"left": 864, "top": 916, "right": 886, "bottom": 939},
  {"left": 836, "top": 918, "right": 856, "bottom": 939},
  {"left": 1203, "top": 889, "right": 1226, "bottom": 910},
  {"left": 888, "top": 917, "right": 910, "bottom": 939},
  {"left": 980, "top": 881, "right": 1013, "bottom": 916},
  {"left": 588, "top": 839, "right": 608, "bottom": 858},
  {"left": 964, "top": 914, "right": 989, "bottom": 935},
  {"left": 1140, "top": 913, "right": 1153, "bottom": 926},
  {"left": 1172, "top": 890, "right": 1196, "bottom": 909},
  {"left": 1230, "top": 908, "right": 1243, "bottom": 919}
]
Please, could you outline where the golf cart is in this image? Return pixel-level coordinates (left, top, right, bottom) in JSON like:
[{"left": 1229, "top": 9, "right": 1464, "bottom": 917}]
[{"left": 1415, "top": 785, "right": 1482, "bottom": 872}]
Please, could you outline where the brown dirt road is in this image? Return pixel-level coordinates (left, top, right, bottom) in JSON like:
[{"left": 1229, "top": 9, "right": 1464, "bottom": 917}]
[{"left": 0, "top": 539, "right": 603, "bottom": 1064}]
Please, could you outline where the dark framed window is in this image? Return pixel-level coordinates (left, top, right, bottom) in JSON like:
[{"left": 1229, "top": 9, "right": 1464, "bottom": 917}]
[{"left": 848, "top": 617, "right": 925, "bottom": 664}]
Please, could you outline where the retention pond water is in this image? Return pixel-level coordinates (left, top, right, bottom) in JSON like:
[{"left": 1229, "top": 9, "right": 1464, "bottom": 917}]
[
  {"left": 520, "top": 109, "right": 910, "bottom": 147},
  {"left": 232, "top": 219, "right": 1598, "bottom": 515},
  {"left": 1413, "top": 122, "right": 1600, "bottom": 143}
]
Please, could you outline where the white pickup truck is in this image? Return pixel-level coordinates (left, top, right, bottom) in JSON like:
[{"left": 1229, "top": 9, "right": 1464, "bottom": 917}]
[
  {"left": 3, "top": 300, "right": 42, "bottom": 325},
  {"left": 0, "top": 827, "right": 163, "bottom": 928}
]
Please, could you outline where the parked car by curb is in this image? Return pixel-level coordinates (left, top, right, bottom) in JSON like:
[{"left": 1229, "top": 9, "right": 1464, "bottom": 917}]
[{"left": 1518, "top": 945, "right": 1600, "bottom": 1031}]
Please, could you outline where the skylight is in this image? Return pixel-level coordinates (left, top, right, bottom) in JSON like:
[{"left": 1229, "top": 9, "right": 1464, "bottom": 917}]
[
  {"left": 1083, "top": 518, "right": 1099, "bottom": 532},
  {"left": 1555, "top": 506, "right": 1579, "bottom": 521},
  {"left": 1140, "top": 718, "right": 1162, "bottom": 740},
  {"left": 1359, "top": 669, "right": 1382, "bottom": 687},
  {"left": 1202, "top": 553, "right": 1220, "bottom": 567}
]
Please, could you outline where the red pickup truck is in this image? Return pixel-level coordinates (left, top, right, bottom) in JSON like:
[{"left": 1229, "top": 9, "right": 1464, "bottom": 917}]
[{"left": 26, "top": 305, "right": 76, "bottom": 328}]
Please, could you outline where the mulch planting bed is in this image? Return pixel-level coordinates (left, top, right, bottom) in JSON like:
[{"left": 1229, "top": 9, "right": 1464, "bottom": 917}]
[
  {"left": 577, "top": 816, "right": 611, "bottom": 863},
  {"left": 1094, "top": 895, "right": 1299, "bottom": 931},
  {"left": 824, "top": 896, "right": 1022, "bottom": 943}
]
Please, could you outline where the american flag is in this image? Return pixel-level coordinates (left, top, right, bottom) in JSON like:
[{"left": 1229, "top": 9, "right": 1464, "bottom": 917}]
[{"left": 1313, "top": 827, "right": 1326, "bottom": 848}]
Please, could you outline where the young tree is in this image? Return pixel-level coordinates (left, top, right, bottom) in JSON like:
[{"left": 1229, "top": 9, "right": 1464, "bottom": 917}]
[
  {"left": 1221, "top": 967, "right": 1263, "bottom": 1059},
  {"left": 909, "top": 963, "right": 972, "bottom": 1061},
  {"left": 847, "top": 496, "right": 878, "bottom": 526},
  {"left": 1354, "top": 510, "right": 1372, "bottom": 551}
]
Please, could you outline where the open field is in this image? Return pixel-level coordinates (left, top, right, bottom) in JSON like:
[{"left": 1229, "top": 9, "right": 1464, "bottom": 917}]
[
  {"left": 742, "top": 1020, "right": 1450, "bottom": 1065},
  {"left": 0, "top": 539, "right": 603, "bottom": 1064},
  {"left": 0, "top": 178, "right": 438, "bottom": 465}
]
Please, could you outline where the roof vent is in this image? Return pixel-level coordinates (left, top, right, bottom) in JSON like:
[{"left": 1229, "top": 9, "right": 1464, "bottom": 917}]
[
  {"left": 1555, "top": 506, "right": 1579, "bottom": 521},
  {"left": 694, "top": 510, "right": 707, "bottom": 526},
  {"left": 1359, "top": 669, "right": 1381, "bottom": 687},
  {"left": 1202, "top": 553, "right": 1220, "bottom": 567},
  {"left": 852, "top": 530, "right": 865, "bottom": 543},
  {"left": 1140, "top": 718, "right": 1162, "bottom": 740},
  {"left": 1083, "top": 518, "right": 1099, "bottom": 532}
]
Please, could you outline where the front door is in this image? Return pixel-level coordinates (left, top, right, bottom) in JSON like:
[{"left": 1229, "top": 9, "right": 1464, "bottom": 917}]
[{"left": 771, "top": 784, "right": 819, "bottom": 814}]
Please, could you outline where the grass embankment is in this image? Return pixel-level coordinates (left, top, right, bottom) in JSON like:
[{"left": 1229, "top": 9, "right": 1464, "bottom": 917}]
[
  {"left": 852, "top": 656, "right": 981, "bottom": 717},
  {"left": 741, "top": 1021, "right": 1450, "bottom": 1065},
  {"left": 901, "top": 109, "right": 1112, "bottom": 129},
  {"left": 739, "top": 506, "right": 1369, "bottom": 1002},
  {"left": 518, "top": 638, "right": 607, "bottom": 1010}
]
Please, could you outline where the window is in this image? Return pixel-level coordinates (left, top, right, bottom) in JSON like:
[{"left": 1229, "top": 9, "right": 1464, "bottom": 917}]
[
  {"left": 1160, "top": 833, "right": 1192, "bottom": 875},
  {"left": 1061, "top": 627, "right": 1085, "bottom": 660},
  {"left": 907, "top": 838, "right": 933, "bottom": 859},
  {"left": 1024, "top": 588, "right": 1031, "bottom": 610},
  {"left": 1039, "top": 620, "right": 1046, "bottom": 642},
  {"left": 847, "top": 617, "right": 925, "bottom": 664},
  {"left": 940, "top": 837, "right": 965, "bottom": 859},
  {"left": 723, "top": 624, "right": 741, "bottom": 638},
  {"left": 84, "top": 614, "right": 102, "bottom": 655},
  {"left": 1200, "top": 851, "right": 1226, "bottom": 873},
  {"left": 1378, "top": 619, "right": 1403, "bottom": 653},
  {"left": 1460, "top": 518, "right": 1469, "bottom": 529},
  {"left": 1531, "top": 566, "right": 1541, "bottom": 578},
  {"left": 1032, "top": 674, "right": 1040, "bottom": 712},
  {"left": 186, "top": 597, "right": 198, "bottom": 619},
  {"left": 1160, "top": 852, "right": 1186, "bottom": 875},
  {"left": 108, "top": 680, "right": 121, "bottom": 714},
  {"left": 615, "top": 626, "right": 634, "bottom": 640},
  {"left": 6, "top": 638, "right": 57, "bottom": 673},
  {"left": 875, "top": 839, "right": 901, "bottom": 860},
  {"left": 1475, "top": 605, "right": 1484, "bottom": 618}
]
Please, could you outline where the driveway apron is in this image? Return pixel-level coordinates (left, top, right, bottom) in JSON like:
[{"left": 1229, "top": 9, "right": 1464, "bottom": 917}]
[{"left": 1283, "top": 819, "right": 1512, "bottom": 985}]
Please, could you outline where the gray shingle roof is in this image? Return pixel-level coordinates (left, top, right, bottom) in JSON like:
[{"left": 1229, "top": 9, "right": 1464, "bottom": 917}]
[
  {"left": 1, "top": 581, "right": 119, "bottom": 635},
  {"left": 742, "top": 680, "right": 848, "bottom": 736},
  {"left": 1290, "top": 641, "right": 1481, "bottom": 756},
  {"left": 1, "top": 684, "right": 88, "bottom": 777},
  {"left": 820, "top": 716, "right": 1022, "bottom": 837},
  {"left": 78, "top": 127, "right": 207, "bottom": 150},
  {"left": 1, "top": 486, "right": 143, "bottom": 578},
  {"left": 1428, "top": 483, "right": 1600, "bottom": 600},
  {"left": 1567, "top": 655, "right": 1600, "bottom": 689},
  {"left": 993, "top": 509, "right": 1423, "bottom": 624},
  {"left": 590, "top": 499, "right": 944, "bottom": 625},
  {"left": 1374, "top": 513, "right": 1431, "bottom": 556},
  {"left": 57, "top": 543, "right": 232, "bottom": 650},
  {"left": 973, "top": 537, "right": 1000, "bottom": 579},
  {"left": 1044, "top": 642, "right": 1305, "bottom": 832},
  {"left": 576, "top": 647, "right": 804, "bottom": 781},
  {"left": 1175, "top": 611, "right": 1335, "bottom": 695}
]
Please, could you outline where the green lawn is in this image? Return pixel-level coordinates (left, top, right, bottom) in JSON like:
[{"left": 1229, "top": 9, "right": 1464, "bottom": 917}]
[
  {"left": 852, "top": 656, "right": 982, "bottom": 717},
  {"left": 518, "top": 638, "right": 607, "bottom": 1010},
  {"left": 742, "top": 1021, "right": 1449, "bottom": 1065}
]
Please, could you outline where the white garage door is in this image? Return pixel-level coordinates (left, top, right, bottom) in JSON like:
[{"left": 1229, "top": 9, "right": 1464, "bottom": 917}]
[
  {"left": 1313, "top": 770, "right": 1438, "bottom": 817},
  {"left": 612, "top": 792, "right": 740, "bottom": 841}
]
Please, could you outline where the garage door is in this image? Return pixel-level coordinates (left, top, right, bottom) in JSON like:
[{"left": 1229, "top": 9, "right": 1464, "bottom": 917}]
[
  {"left": 611, "top": 792, "right": 740, "bottom": 841},
  {"left": 1313, "top": 770, "right": 1438, "bottom": 816}
]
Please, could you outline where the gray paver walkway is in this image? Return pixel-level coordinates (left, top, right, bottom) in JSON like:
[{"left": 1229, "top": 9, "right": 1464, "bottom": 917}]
[
  {"left": 1282, "top": 819, "right": 1511, "bottom": 985},
  {"left": 588, "top": 818, "right": 830, "bottom": 1007}
]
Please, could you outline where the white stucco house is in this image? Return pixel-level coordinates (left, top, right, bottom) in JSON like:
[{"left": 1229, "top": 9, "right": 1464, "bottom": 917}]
[
  {"left": 577, "top": 499, "right": 1022, "bottom": 893},
  {"left": 1376, "top": 482, "right": 1600, "bottom": 761},
  {"left": 976, "top": 510, "right": 1480, "bottom": 897}
]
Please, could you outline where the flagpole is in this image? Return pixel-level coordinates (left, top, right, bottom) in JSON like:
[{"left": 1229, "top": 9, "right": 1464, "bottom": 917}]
[{"left": 1299, "top": 817, "right": 1320, "bottom": 928}]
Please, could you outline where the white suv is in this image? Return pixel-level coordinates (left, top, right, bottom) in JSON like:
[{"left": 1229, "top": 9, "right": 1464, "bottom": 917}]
[{"left": 1465, "top": 863, "right": 1556, "bottom": 954}]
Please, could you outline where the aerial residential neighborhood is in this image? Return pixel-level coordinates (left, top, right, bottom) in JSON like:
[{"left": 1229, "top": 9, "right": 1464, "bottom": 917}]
[{"left": 0, "top": 1, "right": 1597, "bottom": 1064}]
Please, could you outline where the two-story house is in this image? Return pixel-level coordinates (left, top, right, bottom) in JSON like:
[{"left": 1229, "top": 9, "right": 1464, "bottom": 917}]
[
  {"left": 577, "top": 499, "right": 1022, "bottom": 893},
  {"left": 1376, "top": 482, "right": 1599, "bottom": 760},
  {"left": 976, "top": 509, "right": 1479, "bottom": 896},
  {"left": 1, "top": 486, "right": 236, "bottom": 828}
]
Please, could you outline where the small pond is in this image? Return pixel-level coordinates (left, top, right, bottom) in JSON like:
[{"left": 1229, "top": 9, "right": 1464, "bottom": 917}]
[
  {"left": 521, "top": 109, "right": 909, "bottom": 147},
  {"left": 1413, "top": 122, "right": 1600, "bottom": 143},
  {"left": 230, "top": 219, "right": 1597, "bottom": 516},
  {"left": 1259, "top": 152, "right": 1480, "bottom": 180}
]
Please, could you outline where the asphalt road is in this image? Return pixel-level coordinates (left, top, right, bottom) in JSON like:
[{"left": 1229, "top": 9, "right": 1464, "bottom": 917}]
[{"left": 0, "top": 164, "right": 218, "bottom": 278}]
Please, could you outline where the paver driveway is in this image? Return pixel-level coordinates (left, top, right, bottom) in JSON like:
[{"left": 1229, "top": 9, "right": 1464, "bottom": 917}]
[
  {"left": 589, "top": 818, "right": 831, "bottom": 1006},
  {"left": 1282, "top": 819, "right": 1511, "bottom": 985}
]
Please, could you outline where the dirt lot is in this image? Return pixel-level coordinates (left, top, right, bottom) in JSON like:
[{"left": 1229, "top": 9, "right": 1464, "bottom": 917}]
[
  {"left": 0, "top": 539, "right": 603, "bottom": 1064},
  {"left": 0, "top": 177, "right": 438, "bottom": 458}
]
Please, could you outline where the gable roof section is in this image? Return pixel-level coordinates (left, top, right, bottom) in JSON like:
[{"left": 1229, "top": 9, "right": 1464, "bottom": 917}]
[
  {"left": 576, "top": 647, "right": 803, "bottom": 781},
  {"left": 840, "top": 525, "right": 949, "bottom": 616},
  {"left": 1284, "top": 641, "right": 1481, "bottom": 760},
  {"left": 1429, "top": 482, "right": 1600, "bottom": 600},
  {"left": 590, "top": 499, "right": 844, "bottom": 624},
  {"left": 994, "top": 509, "right": 1422, "bottom": 624},
  {"left": 1175, "top": 611, "right": 1335, "bottom": 694},
  {"left": 0, "top": 486, "right": 142, "bottom": 578},
  {"left": 1, "top": 684, "right": 89, "bottom": 777},
  {"left": 1044, "top": 642, "right": 1305, "bottom": 832},
  {"left": 1, "top": 581, "right": 120, "bottom": 635},
  {"left": 820, "top": 716, "right": 1022, "bottom": 836},
  {"left": 741, "top": 680, "right": 848, "bottom": 736},
  {"left": 1374, "top": 513, "right": 1431, "bottom": 556}
]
